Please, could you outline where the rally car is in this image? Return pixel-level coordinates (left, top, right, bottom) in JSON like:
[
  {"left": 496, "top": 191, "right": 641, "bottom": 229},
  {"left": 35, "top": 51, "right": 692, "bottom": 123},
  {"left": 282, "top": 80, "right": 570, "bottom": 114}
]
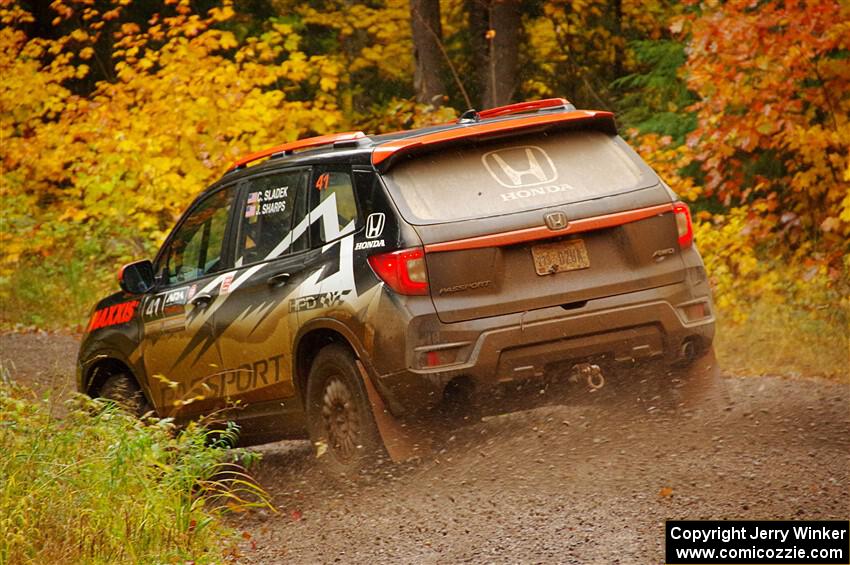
[{"left": 78, "top": 98, "right": 717, "bottom": 473}]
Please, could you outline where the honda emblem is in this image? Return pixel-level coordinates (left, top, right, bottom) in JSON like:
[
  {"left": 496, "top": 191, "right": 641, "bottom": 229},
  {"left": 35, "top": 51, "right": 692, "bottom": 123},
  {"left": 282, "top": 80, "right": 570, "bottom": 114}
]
[
  {"left": 481, "top": 146, "right": 558, "bottom": 188},
  {"left": 544, "top": 211, "right": 569, "bottom": 231},
  {"left": 365, "top": 213, "right": 386, "bottom": 239}
]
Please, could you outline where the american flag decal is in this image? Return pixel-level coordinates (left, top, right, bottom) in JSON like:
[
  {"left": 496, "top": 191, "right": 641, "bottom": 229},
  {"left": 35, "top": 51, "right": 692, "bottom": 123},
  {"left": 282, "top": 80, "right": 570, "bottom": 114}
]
[{"left": 245, "top": 192, "right": 260, "bottom": 218}]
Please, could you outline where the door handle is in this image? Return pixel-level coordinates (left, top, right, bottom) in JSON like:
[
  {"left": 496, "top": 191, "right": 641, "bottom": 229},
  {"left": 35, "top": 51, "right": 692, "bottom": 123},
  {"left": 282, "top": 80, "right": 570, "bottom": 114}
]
[
  {"left": 190, "top": 293, "right": 214, "bottom": 307},
  {"left": 266, "top": 272, "right": 291, "bottom": 287}
]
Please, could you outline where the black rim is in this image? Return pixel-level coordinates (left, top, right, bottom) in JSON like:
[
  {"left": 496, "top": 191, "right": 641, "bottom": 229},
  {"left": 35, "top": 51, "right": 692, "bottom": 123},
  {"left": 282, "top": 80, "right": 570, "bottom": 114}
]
[{"left": 321, "top": 377, "right": 361, "bottom": 462}]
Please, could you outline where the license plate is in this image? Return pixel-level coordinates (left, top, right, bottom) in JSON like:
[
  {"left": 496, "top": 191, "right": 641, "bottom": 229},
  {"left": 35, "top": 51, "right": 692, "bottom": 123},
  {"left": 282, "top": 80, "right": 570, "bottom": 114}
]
[{"left": 531, "top": 239, "right": 590, "bottom": 276}]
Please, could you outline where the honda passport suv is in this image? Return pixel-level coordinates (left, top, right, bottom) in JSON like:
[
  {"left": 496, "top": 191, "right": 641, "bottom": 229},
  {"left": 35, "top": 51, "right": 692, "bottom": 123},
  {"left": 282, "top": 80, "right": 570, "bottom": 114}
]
[{"left": 78, "top": 98, "right": 716, "bottom": 472}]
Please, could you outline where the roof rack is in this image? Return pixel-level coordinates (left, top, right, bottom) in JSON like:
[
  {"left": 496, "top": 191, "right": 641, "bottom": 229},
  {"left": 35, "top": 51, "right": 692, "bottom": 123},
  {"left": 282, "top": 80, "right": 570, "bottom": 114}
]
[
  {"left": 227, "top": 131, "right": 366, "bottom": 172},
  {"left": 458, "top": 98, "right": 574, "bottom": 124}
]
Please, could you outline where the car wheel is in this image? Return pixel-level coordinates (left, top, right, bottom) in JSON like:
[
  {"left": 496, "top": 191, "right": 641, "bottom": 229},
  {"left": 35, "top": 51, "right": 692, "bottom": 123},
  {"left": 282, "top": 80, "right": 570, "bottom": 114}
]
[
  {"left": 305, "top": 345, "right": 388, "bottom": 477},
  {"left": 98, "top": 373, "right": 152, "bottom": 417}
]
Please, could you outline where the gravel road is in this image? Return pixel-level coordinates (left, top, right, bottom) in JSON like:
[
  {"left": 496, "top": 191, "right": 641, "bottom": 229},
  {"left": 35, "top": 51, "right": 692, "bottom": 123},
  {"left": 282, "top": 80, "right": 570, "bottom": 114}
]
[{"left": 2, "top": 333, "right": 848, "bottom": 564}]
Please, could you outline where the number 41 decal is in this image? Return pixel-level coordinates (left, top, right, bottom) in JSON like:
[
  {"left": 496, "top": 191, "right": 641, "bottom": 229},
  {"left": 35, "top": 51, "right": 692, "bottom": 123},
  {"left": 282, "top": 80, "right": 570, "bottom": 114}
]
[{"left": 315, "top": 173, "right": 330, "bottom": 191}]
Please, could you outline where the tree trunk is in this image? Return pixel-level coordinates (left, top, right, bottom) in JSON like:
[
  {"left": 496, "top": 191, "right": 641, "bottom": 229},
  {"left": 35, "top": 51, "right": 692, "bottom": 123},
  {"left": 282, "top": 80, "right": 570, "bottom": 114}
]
[
  {"left": 611, "top": 0, "right": 624, "bottom": 79},
  {"left": 466, "top": 0, "right": 489, "bottom": 109},
  {"left": 410, "top": 0, "right": 447, "bottom": 106},
  {"left": 467, "top": 0, "right": 521, "bottom": 109}
]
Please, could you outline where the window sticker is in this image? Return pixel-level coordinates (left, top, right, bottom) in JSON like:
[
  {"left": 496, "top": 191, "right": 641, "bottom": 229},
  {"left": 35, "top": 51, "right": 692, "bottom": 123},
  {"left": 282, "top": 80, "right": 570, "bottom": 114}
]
[
  {"left": 244, "top": 186, "right": 290, "bottom": 219},
  {"left": 219, "top": 272, "right": 235, "bottom": 295},
  {"left": 315, "top": 173, "right": 330, "bottom": 191},
  {"left": 245, "top": 191, "right": 260, "bottom": 219},
  {"left": 259, "top": 186, "right": 289, "bottom": 215}
]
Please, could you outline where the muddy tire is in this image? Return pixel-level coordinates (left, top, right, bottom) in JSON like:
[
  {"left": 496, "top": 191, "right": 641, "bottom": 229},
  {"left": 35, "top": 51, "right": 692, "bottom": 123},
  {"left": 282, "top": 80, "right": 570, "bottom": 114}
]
[
  {"left": 99, "top": 373, "right": 152, "bottom": 417},
  {"left": 305, "top": 345, "right": 388, "bottom": 477}
]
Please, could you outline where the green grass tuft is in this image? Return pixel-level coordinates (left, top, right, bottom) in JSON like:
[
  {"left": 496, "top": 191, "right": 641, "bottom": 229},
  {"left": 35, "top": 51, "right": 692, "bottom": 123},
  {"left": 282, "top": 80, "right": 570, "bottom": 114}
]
[{"left": 0, "top": 379, "right": 271, "bottom": 565}]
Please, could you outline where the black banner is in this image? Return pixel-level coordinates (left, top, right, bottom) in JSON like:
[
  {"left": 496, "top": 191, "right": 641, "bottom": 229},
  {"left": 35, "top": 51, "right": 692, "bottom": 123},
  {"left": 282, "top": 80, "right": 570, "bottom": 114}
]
[{"left": 666, "top": 520, "right": 849, "bottom": 564}]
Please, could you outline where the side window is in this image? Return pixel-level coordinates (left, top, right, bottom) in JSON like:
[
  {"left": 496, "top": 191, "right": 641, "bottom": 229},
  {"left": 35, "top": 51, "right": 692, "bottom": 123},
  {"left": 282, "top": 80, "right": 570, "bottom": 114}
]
[
  {"left": 236, "top": 169, "right": 308, "bottom": 265},
  {"left": 312, "top": 171, "right": 358, "bottom": 245},
  {"left": 353, "top": 170, "right": 382, "bottom": 214},
  {"left": 158, "top": 186, "right": 234, "bottom": 285}
]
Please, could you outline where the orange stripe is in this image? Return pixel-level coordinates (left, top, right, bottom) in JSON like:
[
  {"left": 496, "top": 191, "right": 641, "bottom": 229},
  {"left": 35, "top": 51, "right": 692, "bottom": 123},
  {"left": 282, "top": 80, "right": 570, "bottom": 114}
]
[
  {"left": 372, "top": 110, "right": 615, "bottom": 166},
  {"left": 228, "top": 131, "right": 365, "bottom": 172},
  {"left": 424, "top": 203, "right": 674, "bottom": 254}
]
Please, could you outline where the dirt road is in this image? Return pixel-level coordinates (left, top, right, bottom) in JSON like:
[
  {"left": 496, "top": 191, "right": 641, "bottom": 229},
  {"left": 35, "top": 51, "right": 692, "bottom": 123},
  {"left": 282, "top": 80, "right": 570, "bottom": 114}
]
[{"left": 2, "top": 333, "right": 848, "bottom": 564}]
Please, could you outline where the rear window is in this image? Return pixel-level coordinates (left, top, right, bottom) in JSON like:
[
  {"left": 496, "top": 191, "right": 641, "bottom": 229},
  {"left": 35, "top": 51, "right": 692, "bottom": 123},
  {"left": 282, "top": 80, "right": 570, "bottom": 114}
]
[{"left": 381, "top": 130, "right": 655, "bottom": 223}]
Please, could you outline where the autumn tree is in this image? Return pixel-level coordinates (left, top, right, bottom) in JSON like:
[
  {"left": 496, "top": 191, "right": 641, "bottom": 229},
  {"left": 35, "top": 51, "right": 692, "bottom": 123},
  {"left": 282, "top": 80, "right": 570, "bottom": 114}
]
[
  {"left": 683, "top": 0, "right": 850, "bottom": 256},
  {"left": 0, "top": 0, "right": 344, "bottom": 312}
]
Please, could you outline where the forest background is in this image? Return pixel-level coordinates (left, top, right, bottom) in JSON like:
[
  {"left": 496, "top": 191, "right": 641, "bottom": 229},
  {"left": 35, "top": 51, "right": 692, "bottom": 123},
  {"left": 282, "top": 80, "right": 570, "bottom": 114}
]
[{"left": 1, "top": 0, "right": 848, "bottom": 378}]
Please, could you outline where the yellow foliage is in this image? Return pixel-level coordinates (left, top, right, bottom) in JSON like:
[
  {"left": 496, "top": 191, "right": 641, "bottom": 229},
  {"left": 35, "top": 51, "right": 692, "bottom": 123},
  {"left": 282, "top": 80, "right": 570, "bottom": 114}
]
[
  {"left": 632, "top": 131, "right": 701, "bottom": 201},
  {"left": 290, "top": 0, "right": 413, "bottom": 83},
  {"left": 694, "top": 208, "right": 849, "bottom": 326},
  {"left": 0, "top": 0, "right": 343, "bottom": 281}
]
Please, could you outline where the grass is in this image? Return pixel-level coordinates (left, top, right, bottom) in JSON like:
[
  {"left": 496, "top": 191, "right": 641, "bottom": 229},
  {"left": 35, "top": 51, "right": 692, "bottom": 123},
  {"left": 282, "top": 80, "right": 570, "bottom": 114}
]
[
  {"left": 0, "top": 258, "right": 109, "bottom": 331},
  {"left": 0, "top": 374, "right": 271, "bottom": 565},
  {"left": 715, "top": 302, "right": 849, "bottom": 381}
]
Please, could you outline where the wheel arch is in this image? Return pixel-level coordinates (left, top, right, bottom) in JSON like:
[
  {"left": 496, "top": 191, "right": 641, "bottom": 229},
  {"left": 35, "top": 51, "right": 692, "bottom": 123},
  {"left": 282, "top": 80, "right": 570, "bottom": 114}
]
[
  {"left": 83, "top": 353, "right": 148, "bottom": 403},
  {"left": 293, "top": 318, "right": 370, "bottom": 402}
]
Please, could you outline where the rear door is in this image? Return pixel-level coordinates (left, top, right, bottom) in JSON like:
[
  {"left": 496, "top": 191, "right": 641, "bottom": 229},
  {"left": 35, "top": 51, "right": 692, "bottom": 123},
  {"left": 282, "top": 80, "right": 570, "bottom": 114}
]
[
  {"left": 212, "top": 168, "right": 312, "bottom": 412},
  {"left": 380, "top": 130, "right": 685, "bottom": 323}
]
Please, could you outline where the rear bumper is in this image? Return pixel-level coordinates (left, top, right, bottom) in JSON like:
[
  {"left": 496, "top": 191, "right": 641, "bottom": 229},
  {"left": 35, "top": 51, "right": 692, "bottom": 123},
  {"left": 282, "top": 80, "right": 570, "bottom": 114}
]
[{"left": 376, "top": 278, "right": 715, "bottom": 415}]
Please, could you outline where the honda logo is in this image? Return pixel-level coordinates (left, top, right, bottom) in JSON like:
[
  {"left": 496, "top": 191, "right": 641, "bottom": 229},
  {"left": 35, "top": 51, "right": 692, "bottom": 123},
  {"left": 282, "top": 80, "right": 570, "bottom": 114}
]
[
  {"left": 544, "top": 211, "right": 569, "bottom": 231},
  {"left": 365, "top": 213, "right": 385, "bottom": 239},
  {"left": 482, "top": 146, "right": 558, "bottom": 188}
]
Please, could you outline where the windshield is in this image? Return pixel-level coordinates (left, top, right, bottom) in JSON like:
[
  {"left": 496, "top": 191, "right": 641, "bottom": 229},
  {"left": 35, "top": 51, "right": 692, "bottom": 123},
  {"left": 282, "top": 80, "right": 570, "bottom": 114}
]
[{"left": 381, "top": 130, "right": 656, "bottom": 223}]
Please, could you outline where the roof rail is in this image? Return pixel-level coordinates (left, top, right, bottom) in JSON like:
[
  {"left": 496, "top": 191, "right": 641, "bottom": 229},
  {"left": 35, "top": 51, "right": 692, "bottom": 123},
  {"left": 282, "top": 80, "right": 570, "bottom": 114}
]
[
  {"left": 476, "top": 98, "right": 573, "bottom": 121},
  {"left": 227, "top": 131, "right": 366, "bottom": 172}
]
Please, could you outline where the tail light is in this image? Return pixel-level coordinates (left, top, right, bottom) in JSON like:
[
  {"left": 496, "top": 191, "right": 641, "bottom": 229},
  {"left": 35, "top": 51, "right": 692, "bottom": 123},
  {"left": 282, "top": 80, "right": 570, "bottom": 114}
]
[
  {"left": 367, "top": 247, "right": 429, "bottom": 295},
  {"left": 673, "top": 202, "right": 694, "bottom": 248}
]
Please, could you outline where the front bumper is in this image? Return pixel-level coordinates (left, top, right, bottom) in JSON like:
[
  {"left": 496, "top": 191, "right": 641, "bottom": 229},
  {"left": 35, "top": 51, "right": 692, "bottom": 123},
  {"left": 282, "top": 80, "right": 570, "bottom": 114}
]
[{"left": 376, "top": 280, "right": 715, "bottom": 415}]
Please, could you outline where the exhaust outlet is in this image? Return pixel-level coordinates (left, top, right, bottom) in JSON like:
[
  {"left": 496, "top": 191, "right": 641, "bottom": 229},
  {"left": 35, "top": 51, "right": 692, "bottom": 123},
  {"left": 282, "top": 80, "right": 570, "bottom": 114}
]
[{"left": 680, "top": 339, "right": 697, "bottom": 363}]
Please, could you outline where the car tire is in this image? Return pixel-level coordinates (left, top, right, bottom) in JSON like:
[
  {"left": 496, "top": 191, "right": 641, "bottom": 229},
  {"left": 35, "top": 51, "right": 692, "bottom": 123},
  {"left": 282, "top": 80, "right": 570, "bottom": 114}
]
[
  {"left": 305, "top": 344, "right": 388, "bottom": 477},
  {"left": 98, "top": 373, "right": 152, "bottom": 417}
]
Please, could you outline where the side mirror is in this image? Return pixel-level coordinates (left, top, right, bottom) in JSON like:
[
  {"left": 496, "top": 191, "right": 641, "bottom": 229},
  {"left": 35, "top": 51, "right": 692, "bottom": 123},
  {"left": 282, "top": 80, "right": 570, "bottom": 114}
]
[{"left": 119, "top": 260, "right": 155, "bottom": 294}]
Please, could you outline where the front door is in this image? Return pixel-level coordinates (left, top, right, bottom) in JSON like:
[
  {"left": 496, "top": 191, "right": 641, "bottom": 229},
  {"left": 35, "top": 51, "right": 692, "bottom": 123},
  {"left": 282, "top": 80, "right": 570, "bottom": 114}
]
[{"left": 141, "top": 185, "right": 235, "bottom": 418}]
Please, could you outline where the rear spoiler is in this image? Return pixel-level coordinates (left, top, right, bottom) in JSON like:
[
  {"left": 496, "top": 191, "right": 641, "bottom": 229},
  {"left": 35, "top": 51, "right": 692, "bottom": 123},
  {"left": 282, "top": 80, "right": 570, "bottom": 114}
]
[{"left": 371, "top": 109, "right": 617, "bottom": 171}]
